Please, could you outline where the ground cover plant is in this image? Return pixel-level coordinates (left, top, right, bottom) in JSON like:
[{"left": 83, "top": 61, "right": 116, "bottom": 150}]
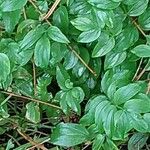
[{"left": 0, "top": 0, "right": 150, "bottom": 149}]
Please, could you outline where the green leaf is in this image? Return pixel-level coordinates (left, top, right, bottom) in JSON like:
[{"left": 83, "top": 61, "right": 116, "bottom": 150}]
[
  {"left": 92, "top": 37, "right": 115, "bottom": 57},
  {"left": 103, "top": 105, "right": 116, "bottom": 138},
  {"left": 114, "top": 110, "right": 132, "bottom": 139},
  {"left": 92, "top": 134, "right": 105, "bottom": 150},
  {"left": 0, "top": 53, "right": 10, "bottom": 82},
  {"left": 20, "top": 26, "right": 45, "bottom": 50},
  {"left": 88, "top": 0, "right": 120, "bottom": 10},
  {"left": 71, "top": 17, "right": 94, "bottom": 31},
  {"left": 128, "top": 133, "right": 149, "bottom": 150},
  {"left": 50, "top": 42, "right": 67, "bottom": 65},
  {"left": 6, "top": 139, "right": 14, "bottom": 150},
  {"left": 59, "top": 87, "right": 85, "bottom": 115},
  {"left": 72, "top": 47, "right": 90, "bottom": 77},
  {"left": 124, "top": 98, "right": 150, "bottom": 113},
  {"left": 2, "top": 9, "right": 21, "bottom": 32},
  {"left": 104, "top": 51, "right": 127, "bottom": 69},
  {"left": 18, "top": 48, "right": 33, "bottom": 66},
  {"left": 56, "top": 65, "right": 73, "bottom": 90},
  {"left": 1, "top": 0, "right": 27, "bottom": 12},
  {"left": 131, "top": 44, "right": 150, "bottom": 57},
  {"left": 37, "top": 74, "right": 52, "bottom": 100},
  {"left": 128, "top": 0, "right": 149, "bottom": 16},
  {"left": 143, "top": 113, "right": 150, "bottom": 132},
  {"left": 37, "top": 0, "right": 48, "bottom": 12},
  {"left": 107, "top": 82, "right": 117, "bottom": 100},
  {"left": 25, "top": 102, "right": 41, "bottom": 123},
  {"left": 71, "top": 87, "right": 85, "bottom": 103},
  {"left": 53, "top": 6, "right": 69, "bottom": 32},
  {"left": 63, "top": 51, "right": 78, "bottom": 70},
  {"left": 95, "top": 100, "right": 110, "bottom": 129},
  {"left": 51, "top": 123, "right": 89, "bottom": 147},
  {"left": 0, "top": 104, "right": 10, "bottom": 118},
  {"left": 66, "top": 87, "right": 85, "bottom": 115},
  {"left": 138, "top": 7, "right": 150, "bottom": 30},
  {"left": 78, "top": 29, "right": 101, "bottom": 43},
  {"left": 34, "top": 35, "right": 51, "bottom": 68},
  {"left": 103, "top": 138, "right": 119, "bottom": 150},
  {"left": 114, "top": 25, "right": 139, "bottom": 52},
  {"left": 131, "top": 113, "right": 148, "bottom": 132},
  {"left": 101, "top": 70, "right": 113, "bottom": 94},
  {"left": 47, "top": 26, "right": 70, "bottom": 44},
  {"left": 113, "top": 83, "right": 141, "bottom": 105},
  {"left": 123, "top": 0, "right": 138, "bottom": 5},
  {"left": 17, "top": 19, "right": 38, "bottom": 33}
]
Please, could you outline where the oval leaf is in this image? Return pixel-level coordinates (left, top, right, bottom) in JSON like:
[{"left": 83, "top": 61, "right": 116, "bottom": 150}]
[
  {"left": 47, "top": 26, "right": 70, "bottom": 44},
  {"left": 0, "top": 53, "right": 10, "bottom": 82},
  {"left": 131, "top": 44, "right": 150, "bottom": 57},
  {"left": 51, "top": 123, "right": 89, "bottom": 147},
  {"left": 34, "top": 35, "right": 51, "bottom": 68}
]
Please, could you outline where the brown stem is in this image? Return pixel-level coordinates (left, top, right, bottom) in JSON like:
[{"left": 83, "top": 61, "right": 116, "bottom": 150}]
[
  {"left": 132, "top": 19, "right": 146, "bottom": 37},
  {"left": 32, "top": 60, "right": 37, "bottom": 96},
  {"left": 136, "top": 68, "right": 146, "bottom": 81},
  {"left": 42, "top": 0, "right": 61, "bottom": 20},
  {"left": 23, "top": 7, "right": 27, "bottom": 20},
  {"left": 0, "top": 91, "right": 61, "bottom": 110},
  {"left": 6, "top": 133, "right": 20, "bottom": 146},
  {"left": 28, "top": 0, "right": 51, "bottom": 25},
  {"left": 82, "top": 141, "right": 92, "bottom": 150},
  {"left": 27, "top": 138, "right": 50, "bottom": 150},
  {"left": 68, "top": 45, "right": 97, "bottom": 76},
  {"left": 146, "top": 80, "right": 150, "bottom": 94},
  {"left": 132, "top": 58, "right": 143, "bottom": 81},
  {"left": 17, "top": 129, "right": 48, "bottom": 150}
]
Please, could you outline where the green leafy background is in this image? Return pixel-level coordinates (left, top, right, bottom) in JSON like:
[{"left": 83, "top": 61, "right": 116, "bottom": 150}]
[{"left": 0, "top": 0, "right": 150, "bottom": 149}]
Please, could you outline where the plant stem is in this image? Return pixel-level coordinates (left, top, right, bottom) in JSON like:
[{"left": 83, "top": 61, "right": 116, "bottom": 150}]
[
  {"left": 68, "top": 45, "right": 97, "bottom": 76},
  {"left": 0, "top": 91, "right": 61, "bottom": 110},
  {"left": 42, "top": 0, "right": 61, "bottom": 20},
  {"left": 132, "top": 19, "right": 146, "bottom": 37},
  {"left": 27, "top": 138, "right": 50, "bottom": 150},
  {"left": 6, "top": 133, "right": 20, "bottom": 146},
  {"left": 146, "top": 80, "right": 150, "bottom": 94},
  {"left": 32, "top": 59, "right": 37, "bottom": 96},
  {"left": 23, "top": 7, "right": 27, "bottom": 19},
  {"left": 132, "top": 58, "right": 143, "bottom": 81},
  {"left": 17, "top": 129, "right": 48, "bottom": 150},
  {"left": 136, "top": 68, "right": 146, "bottom": 81}
]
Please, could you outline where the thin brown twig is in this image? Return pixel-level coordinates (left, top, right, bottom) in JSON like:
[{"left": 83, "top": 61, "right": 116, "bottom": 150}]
[
  {"left": 42, "top": 0, "right": 61, "bottom": 20},
  {"left": 136, "top": 68, "right": 146, "bottom": 81},
  {"left": 27, "top": 138, "right": 50, "bottom": 150},
  {"left": 6, "top": 133, "right": 20, "bottom": 146},
  {"left": 23, "top": 7, "right": 27, "bottom": 20},
  {"left": 17, "top": 129, "right": 48, "bottom": 150},
  {"left": 146, "top": 80, "right": 150, "bottom": 94},
  {"left": 132, "top": 58, "right": 143, "bottom": 81},
  {"left": 0, "top": 91, "right": 61, "bottom": 110},
  {"left": 82, "top": 141, "right": 92, "bottom": 150},
  {"left": 68, "top": 45, "right": 97, "bottom": 76},
  {"left": 27, "top": 129, "right": 48, "bottom": 136},
  {"left": 28, "top": 0, "right": 51, "bottom": 25},
  {"left": 32, "top": 60, "right": 37, "bottom": 96},
  {"left": 28, "top": 0, "right": 43, "bottom": 15},
  {"left": 132, "top": 19, "right": 146, "bottom": 37}
]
